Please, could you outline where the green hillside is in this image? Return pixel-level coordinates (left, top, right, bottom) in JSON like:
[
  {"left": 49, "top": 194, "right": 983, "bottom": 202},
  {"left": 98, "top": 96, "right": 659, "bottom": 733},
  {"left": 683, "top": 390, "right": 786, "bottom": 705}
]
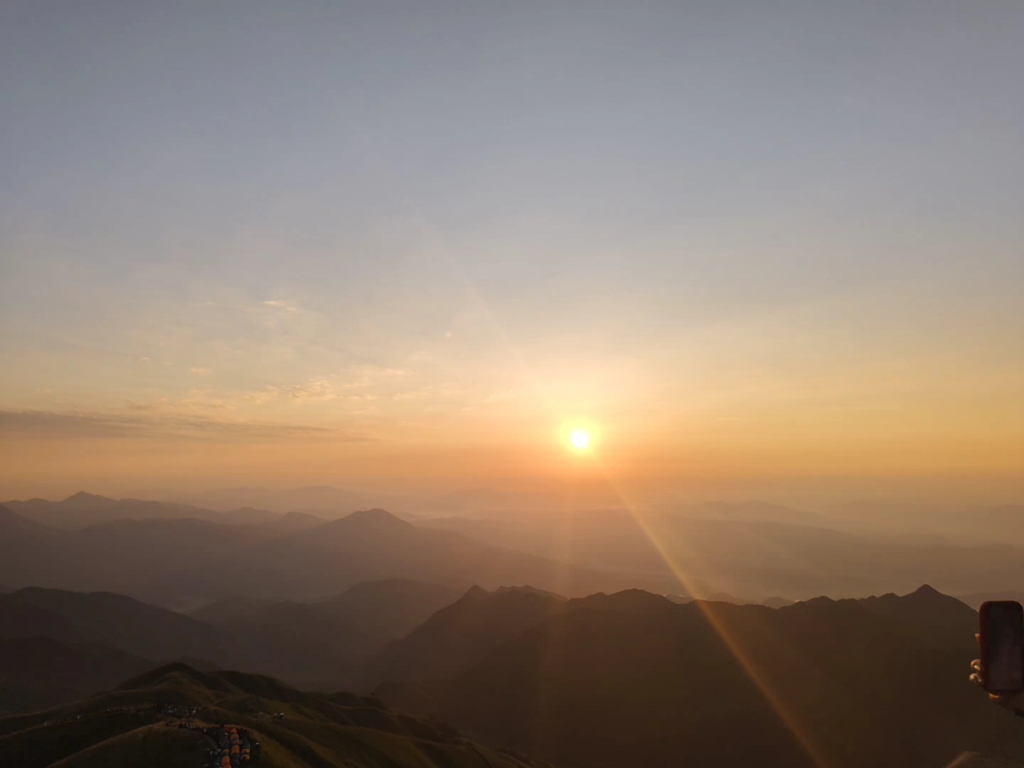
[{"left": 0, "top": 664, "right": 551, "bottom": 768}]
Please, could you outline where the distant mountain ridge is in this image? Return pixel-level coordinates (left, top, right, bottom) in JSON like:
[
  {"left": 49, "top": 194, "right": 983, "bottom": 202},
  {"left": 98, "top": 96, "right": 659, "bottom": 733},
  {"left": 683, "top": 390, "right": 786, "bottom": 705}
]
[
  {"left": 417, "top": 507, "right": 1024, "bottom": 600},
  {"left": 0, "top": 499, "right": 651, "bottom": 608},
  {"left": 0, "top": 492, "right": 279, "bottom": 529},
  {"left": 6, "top": 492, "right": 1024, "bottom": 614},
  {"left": 165, "top": 485, "right": 368, "bottom": 516}
]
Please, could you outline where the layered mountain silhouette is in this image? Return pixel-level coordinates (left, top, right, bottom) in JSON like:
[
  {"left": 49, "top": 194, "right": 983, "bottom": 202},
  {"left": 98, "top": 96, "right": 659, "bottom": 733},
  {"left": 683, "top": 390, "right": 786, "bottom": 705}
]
[
  {"left": 0, "top": 504, "right": 48, "bottom": 537},
  {"left": 3, "top": 577, "right": 1024, "bottom": 767},
  {"left": 0, "top": 502, "right": 658, "bottom": 607},
  {"left": 376, "top": 586, "right": 1024, "bottom": 768},
  {"left": 167, "top": 484, "right": 368, "bottom": 516},
  {"left": 1, "top": 492, "right": 281, "bottom": 529},
  {"left": 0, "top": 581, "right": 459, "bottom": 696},
  {"left": 7, "top": 493, "right": 1024, "bottom": 606},
  {"left": 418, "top": 507, "right": 1024, "bottom": 600},
  {"left": 6, "top": 492, "right": 1024, "bottom": 767},
  {"left": 181, "top": 579, "right": 460, "bottom": 690}
]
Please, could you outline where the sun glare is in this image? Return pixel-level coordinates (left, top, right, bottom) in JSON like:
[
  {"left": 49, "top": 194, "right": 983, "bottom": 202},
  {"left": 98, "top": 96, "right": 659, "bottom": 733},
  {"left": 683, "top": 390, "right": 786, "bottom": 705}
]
[{"left": 570, "top": 429, "right": 591, "bottom": 450}]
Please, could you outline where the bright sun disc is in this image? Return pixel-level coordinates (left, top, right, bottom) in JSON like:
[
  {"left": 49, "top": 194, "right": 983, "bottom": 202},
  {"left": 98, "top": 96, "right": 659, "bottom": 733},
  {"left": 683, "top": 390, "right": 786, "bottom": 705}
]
[{"left": 570, "top": 429, "right": 590, "bottom": 450}]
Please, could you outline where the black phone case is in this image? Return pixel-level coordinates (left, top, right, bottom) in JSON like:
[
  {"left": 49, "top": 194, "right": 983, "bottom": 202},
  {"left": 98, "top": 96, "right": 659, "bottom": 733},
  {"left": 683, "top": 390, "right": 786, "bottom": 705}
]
[{"left": 979, "top": 600, "right": 1024, "bottom": 694}]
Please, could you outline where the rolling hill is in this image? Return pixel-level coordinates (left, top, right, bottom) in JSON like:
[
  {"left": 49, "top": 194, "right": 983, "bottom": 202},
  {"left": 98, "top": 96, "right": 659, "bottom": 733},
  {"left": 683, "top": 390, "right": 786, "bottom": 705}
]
[{"left": 0, "top": 663, "right": 552, "bottom": 768}]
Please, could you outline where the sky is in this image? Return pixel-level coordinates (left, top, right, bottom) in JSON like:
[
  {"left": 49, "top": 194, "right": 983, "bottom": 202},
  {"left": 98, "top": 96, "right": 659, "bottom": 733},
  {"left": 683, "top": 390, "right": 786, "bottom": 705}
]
[{"left": 1, "top": 2, "right": 1022, "bottom": 503}]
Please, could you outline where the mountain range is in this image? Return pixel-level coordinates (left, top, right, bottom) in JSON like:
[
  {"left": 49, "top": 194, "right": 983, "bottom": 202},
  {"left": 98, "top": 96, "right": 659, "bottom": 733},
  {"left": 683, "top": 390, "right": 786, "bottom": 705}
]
[
  {"left": 376, "top": 586, "right": 1024, "bottom": 768},
  {"left": 163, "top": 485, "right": 368, "bottom": 517},
  {"left": 418, "top": 507, "right": 1024, "bottom": 600},
  {"left": 3, "top": 573, "right": 1024, "bottom": 767},
  {"left": 0, "top": 579, "right": 459, "bottom": 708},
  {"left": 0, "top": 500, "right": 652, "bottom": 609},
  {"left": 1, "top": 491, "right": 282, "bottom": 529},
  {"left": 6, "top": 492, "right": 1024, "bottom": 606}
]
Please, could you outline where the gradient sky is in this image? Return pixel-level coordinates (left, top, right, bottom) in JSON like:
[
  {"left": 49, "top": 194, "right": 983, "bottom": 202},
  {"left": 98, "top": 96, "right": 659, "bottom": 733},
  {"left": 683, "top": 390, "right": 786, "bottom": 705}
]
[{"left": 1, "top": 2, "right": 1022, "bottom": 502}]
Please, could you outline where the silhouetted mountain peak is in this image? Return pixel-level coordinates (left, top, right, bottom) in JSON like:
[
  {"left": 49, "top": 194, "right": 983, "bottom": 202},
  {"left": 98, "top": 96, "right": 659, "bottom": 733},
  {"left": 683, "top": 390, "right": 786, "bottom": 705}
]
[
  {"left": 342, "top": 508, "right": 412, "bottom": 529},
  {"left": 574, "top": 589, "right": 675, "bottom": 614},
  {"left": 356, "top": 579, "right": 568, "bottom": 689},
  {"left": 892, "top": 584, "right": 974, "bottom": 615},
  {"left": 800, "top": 595, "right": 837, "bottom": 608},
  {"left": 62, "top": 491, "right": 112, "bottom": 505},
  {"left": 867, "top": 584, "right": 970, "bottom": 612},
  {"left": 117, "top": 661, "right": 231, "bottom": 693},
  {"left": 494, "top": 585, "right": 567, "bottom": 600}
]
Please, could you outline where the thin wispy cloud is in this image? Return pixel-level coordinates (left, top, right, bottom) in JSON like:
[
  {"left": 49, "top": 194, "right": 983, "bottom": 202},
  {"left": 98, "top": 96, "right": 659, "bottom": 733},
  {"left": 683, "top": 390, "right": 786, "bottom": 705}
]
[
  {"left": 263, "top": 299, "right": 299, "bottom": 312},
  {"left": 284, "top": 378, "right": 338, "bottom": 402},
  {"left": 242, "top": 386, "right": 281, "bottom": 405},
  {"left": 0, "top": 409, "right": 367, "bottom": 443}
]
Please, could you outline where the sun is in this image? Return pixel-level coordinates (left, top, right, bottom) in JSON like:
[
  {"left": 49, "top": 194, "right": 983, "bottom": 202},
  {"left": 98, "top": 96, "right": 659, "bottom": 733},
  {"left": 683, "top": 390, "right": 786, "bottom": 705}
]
[{"left": 570, "top": 429, "right": 591, "bottom": 450}]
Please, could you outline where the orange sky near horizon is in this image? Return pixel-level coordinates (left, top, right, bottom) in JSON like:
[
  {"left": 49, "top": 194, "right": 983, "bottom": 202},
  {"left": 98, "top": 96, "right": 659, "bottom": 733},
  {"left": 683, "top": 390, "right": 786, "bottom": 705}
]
[{"left": 2, "top": 3, "right": 1022, "bottom": 506}]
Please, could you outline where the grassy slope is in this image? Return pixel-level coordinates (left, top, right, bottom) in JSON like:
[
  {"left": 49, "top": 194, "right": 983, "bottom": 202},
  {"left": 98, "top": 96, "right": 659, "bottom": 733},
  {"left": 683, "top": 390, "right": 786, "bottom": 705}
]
[
  {"left": 49, "top": 724, "right": 209, "bottom": 767},
  {"left": 0, "top": 709, "right": 161, "bottom": 768},
  {"left": 0, "top": 664, "right": 548, "bottom": 768}
]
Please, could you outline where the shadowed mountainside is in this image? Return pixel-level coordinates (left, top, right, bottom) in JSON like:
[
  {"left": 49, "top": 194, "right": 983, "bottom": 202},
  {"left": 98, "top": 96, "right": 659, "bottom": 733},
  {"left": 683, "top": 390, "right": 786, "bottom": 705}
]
[
  {"left": 376, "top": 586, "right": 1024, "bottom": 768},
  {"left": 0, "top": 588, "right": 240, "bottom": 664},
  {"left": 0, "top": 636, "right": 152, "bottom": 716},
  {"left": 358, "top": 585, "right": 567, "bottom": 690},
  {"left": 3, "top": 578, "right": 1022, "bottom": 768},
  {"left": 0, "top": 581, "right": 465, "bottom": 697}
]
